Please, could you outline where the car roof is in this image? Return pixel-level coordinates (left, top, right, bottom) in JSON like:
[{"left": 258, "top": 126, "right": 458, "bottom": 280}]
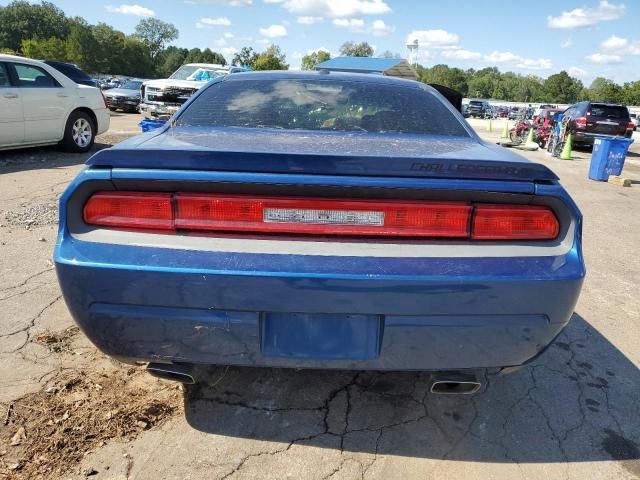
[
  {"left": 219, "top": 70, "right": 423, "bottom": 88},
  {"left": 0, "top": 54, "right": 44, "bottom": 65},
  {"left": 184, "top": 63, "right": 227, "bottom": 68}
]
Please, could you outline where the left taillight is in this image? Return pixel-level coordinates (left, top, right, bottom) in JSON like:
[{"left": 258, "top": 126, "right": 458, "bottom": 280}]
[
  {"left": 82, "top": 192, "right": 560, "bottom": 241},
  {"left": 83, "top": 192, "right": 174, "bottom": 230}
]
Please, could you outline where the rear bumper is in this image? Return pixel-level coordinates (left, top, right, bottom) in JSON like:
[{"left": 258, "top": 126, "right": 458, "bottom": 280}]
[
  {"left": 574, "top": 131, "right": 633, "bottom": 145},
  {"left": 94, "top": 108, "right": 110, "bottom": 135},
  {"left": 54, "top": 168, "right": 585, "bottom": 371},
  {"left": 55, "top": 236, "right": 584, "bottom": 371}
]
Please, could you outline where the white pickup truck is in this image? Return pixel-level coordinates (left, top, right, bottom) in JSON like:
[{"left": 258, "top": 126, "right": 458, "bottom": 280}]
[{"left": 140, "top": 63, "right": 244, "bottom": 119}]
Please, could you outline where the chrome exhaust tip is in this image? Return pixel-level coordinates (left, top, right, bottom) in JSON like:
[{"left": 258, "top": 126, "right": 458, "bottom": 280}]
[
  {"left": 430, "top": 373, "right": 481, "bottom": 395},
  {"left": 147, "top": 363, "right": 195, "bottom": 384}
]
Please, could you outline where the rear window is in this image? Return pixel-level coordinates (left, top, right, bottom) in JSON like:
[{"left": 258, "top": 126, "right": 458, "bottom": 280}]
[
  {"left": 470, "top": 101, "right": 484, "bottom": 106},
  {"left": 589, "top": 104, "right": 629, "bottom": 119},
  {"left": 176, "top": 78, "right": 470, "bottom": 136}
]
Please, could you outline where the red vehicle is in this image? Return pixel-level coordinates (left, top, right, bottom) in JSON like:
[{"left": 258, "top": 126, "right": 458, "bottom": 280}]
[
  {"left": 509, "top": 118, "right": 533, "bottom": 144},
  {"left": 535, "top": 108, "right": 564, "bottom": 148}
]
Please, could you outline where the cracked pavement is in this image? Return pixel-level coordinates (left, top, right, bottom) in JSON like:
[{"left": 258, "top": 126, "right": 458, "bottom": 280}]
[{"left": 1, "top": 115, "right": 639, "bottom": 479}]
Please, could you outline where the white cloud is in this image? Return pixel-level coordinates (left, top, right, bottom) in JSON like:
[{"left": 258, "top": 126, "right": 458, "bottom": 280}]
[
  {"left": 484, "top": 51, "right": 521, "bottom": 63},
  {"left": 105, "top": 4, "right": 154, "bottom": 16},
  {"left": 441, "top": 48, "right": 482, "bottom": 61},
  {"left": 197, "top": 16, "right": 232, "bottom": 27},
  {"left": 601, "top": 34, "right": 627, "bottom": 50},
  {"left": 516, "top": 58, "right": 552, "bottom": 70},
  {"left": 568, "top": 66, "right": 588, "bottom": 77},
  {"left": 586, "top": 52, "right": 622, "bottom": 63},
  {"left": 297, "top": 16, "right": 323, "bottom": 24},
  {"left": 221, "top": 46, "right": 238, "bottom": 58},
  {"left": 256, "top": 38, "right": 271, "bottom": 45},
  {"left": 333, "top": 18, "right": 364, "bottom": 28},
  {"left": 224, "top": 32, "right": 235, "bottom": 38},
  {"left": 272, "top": 0, "right": 391, "bottom": 18},
  {"left": 291, "top": 51, "right": 304, "bottom": 59},
  {"left": 561, "top": 39, "right": 572, "bottom": 48},
  {"left": 405, "top": 29, "right": 459, "bottom": 49},
  {"left": 333, "top": 18, "right": 393, "bottom": 36},
  {"left": 185, "top": 0, "right": 251, "bottom": 5},
  {"left": 547, "top": 0, "right": 624, "bottom": 29},
  {"left": 259, "top": 24, "right": 288, "bottom": 38},
  {"left": 371, "top": 19, "right": 394, "bottom": 36}
]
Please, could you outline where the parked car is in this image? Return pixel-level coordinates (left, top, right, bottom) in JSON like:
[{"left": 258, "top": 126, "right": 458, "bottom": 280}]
[
  {"left": 468, "top": 99, "right": 490, "bottom": 118},
  {"left": 507, "top": 107, "right": 521, "bottom": 120},
  {"left": 43, "top": 60, "right": 99, "bottom": 88},
  {"left": 0, "top": 54, "right": 110, "bottom": 152},
  {"left": 104, "top": 79, "right": 145, "bottom": 113},
  {"left": 496, "top": 106, "right": 509, "bottom": 118},
  {"left": 461, "top": 104, "right": 470, "bottom": 118},
  {"left": 140, "top": 64, "right": 245, "bottom": 119},
  {"left": 54, "top": 72, "right": 584, "bottom": 391},
  {"left": 630, "top": 113, "right": 639, "bottom": 130},
  {"left": 562, "top": 101, "right": 634, "bottom": 146}
]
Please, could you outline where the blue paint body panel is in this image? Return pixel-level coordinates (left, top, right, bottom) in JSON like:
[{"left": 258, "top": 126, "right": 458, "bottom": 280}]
[{"left": 54, "top": 72, "right": 585, "bottom": 371}]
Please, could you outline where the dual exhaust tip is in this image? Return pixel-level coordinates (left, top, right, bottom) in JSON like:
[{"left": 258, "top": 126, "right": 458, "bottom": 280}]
[{"left": 147, "top": 363, "right": 481, "bottom": 395}]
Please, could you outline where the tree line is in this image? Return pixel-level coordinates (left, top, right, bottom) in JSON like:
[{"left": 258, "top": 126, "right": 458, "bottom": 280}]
[{"left": 1, "top": 1, "right": 638, "bottom": 105}]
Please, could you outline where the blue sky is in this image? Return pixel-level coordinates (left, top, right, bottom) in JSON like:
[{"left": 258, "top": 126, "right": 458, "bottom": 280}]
[{"left": 4, "top": 0, "right": 640, "bottom": 83}]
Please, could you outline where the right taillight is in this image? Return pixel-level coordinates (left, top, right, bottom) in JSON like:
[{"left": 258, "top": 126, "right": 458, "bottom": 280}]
[
  {"left": 575, "top": 117, "right": 587, "bottom": 128},
  {"left": 472, "top": 205, "right": 559, "bottom": 240},
  {"left": 627, "top": 122, "right": 635, "bottom": 130}
]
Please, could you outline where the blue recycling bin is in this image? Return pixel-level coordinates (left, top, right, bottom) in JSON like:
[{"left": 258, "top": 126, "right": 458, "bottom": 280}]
[
  {"left": 589, "top": 136, "right": 634, "bottom": 181},
  {"left": 139, "top": 119, "right": 167, "bottom": 133}
]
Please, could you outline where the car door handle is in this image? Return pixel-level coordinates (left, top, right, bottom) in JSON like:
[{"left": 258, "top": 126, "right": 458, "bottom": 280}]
[
  {"left": 3, "top": 92, "right": 19, "bottom": 99},
  {"left": 57, "top": 93, "right": 69, "bottom": 98}
]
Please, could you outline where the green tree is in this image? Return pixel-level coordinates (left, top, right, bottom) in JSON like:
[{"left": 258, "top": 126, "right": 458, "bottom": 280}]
[
  {"left": 121, "top": 36, "right": 154, "bottom": 77},
  {"left": 588, "top": 77, "right": 624, "bottom": 103},
  {"left": 201, "top": 48, "right": 226, "bottom": 65},
  {"left": 380, "top": 50, "right": 401, "bottom": 59},
  {"left": 66, "top": 23, "right": 100, "bottom": 72},
  {"left": 133, "top": 18, "right": 178, "bottom": 64},
  {"left": 542, "top": 71, "right": 583, "bottom": 103},
  {"left": 0, "top": 0, "right": 69, "bottom": 51},
  {"left": 252, "top": 45, "right": 288, "bottom": 70},
  {"left": 157, "top": 46, "right": 188, "bottom": 77},
  {"left": 467, "top": 67, "right": 501, "bottom": 98},
  {"left": 420, "top": 64, "right": 468, "bottom": 96},
  {"left": 622, "top": 81, "right": 640, "bottom": 106},
  {"left": 20, "top": 36, "right": 68, "bottom": 61},
  {"left": 91, "top": 23, "right": 126, "bottom": 73},
  {"left": 339, "top": 41, "right": 373, "bottom": 57},
  {"left": 301, "top": 50, "right": 330, "bottom": 70},
  {"left": 232, "top": 46, "right": 258, "bottom": 67}
]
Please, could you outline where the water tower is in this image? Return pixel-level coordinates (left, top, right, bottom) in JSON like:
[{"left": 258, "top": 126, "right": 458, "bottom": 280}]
[{"left": 406, "top": 39, "right": 419, "bottom": 67}]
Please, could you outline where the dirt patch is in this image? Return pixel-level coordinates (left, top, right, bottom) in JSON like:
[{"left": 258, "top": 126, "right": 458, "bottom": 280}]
[
  {"left": 0, "top": 367, "right": 181, "bottom": 479},
  {"left": 3, "top": 203, "right": 58, "bottom": 228},
  {"left": 33, "top": 326, "right": 80, "bottom": 354}
]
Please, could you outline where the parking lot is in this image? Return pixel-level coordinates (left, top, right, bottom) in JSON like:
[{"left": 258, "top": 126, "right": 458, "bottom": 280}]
[{"left": 1, "top": 113, "right": 639, "bottom": 479}]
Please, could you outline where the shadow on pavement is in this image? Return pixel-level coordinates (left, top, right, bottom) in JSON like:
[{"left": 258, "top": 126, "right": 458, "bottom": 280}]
[
  {"left": 0, "top": 143, "right": 110, "bottom": 174},
  {"left": 184, "top": 313, "right": 640, "bottom": 473}
]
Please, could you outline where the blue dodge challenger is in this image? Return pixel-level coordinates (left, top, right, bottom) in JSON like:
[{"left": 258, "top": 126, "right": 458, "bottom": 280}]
[{"left": 55, "top": 72, "right": 585, "bottom": 393}]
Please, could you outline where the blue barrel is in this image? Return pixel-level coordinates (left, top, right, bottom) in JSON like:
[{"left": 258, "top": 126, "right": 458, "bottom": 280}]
[
  {"left": 589, "top": 136, "right": 634, "bottom": 181},
  {"left": 139, "top": 119, "right": 167, "bottom": 133}
]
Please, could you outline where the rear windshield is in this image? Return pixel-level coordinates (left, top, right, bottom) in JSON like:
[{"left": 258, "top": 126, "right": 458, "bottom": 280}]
[
  {"left": 469, "top": 101, "right": 484, "bottom": 106},
  {"left": 47, "top": 62, "right": 91, "bottom": 80},
  {"left": 589, "top": 104, "right": 629, "bottom": 119},
  {"left": 176, "top": 79, "right": 469, "bottom": 136}
]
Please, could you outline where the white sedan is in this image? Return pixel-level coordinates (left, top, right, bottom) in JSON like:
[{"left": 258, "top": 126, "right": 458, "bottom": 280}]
[{"left": 0, "top": 54, "right": 110, "bottom": 153}]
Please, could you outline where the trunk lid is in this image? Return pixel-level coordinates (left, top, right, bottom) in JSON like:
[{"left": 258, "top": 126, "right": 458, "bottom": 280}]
[{"left": 87, "top": 127, "right": 557, "bottom": 182}]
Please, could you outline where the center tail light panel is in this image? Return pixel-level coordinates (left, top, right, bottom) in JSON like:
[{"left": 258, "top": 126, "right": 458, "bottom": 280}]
[{"left": 82, "top": 192, "right": 560, "bottom": 241}]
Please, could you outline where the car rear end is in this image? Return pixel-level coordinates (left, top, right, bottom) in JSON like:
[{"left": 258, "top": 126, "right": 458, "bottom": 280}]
[
  {"left": 54, "top": 74, "right": 584, "bottom": 373},
  {"left": 574, "top": 103, "right": 634, "bottom": 145}
]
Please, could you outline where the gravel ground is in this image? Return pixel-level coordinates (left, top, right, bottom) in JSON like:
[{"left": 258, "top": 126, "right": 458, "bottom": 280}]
[{"left": 0, "top": 115, "right": 639, "bottom": 480}]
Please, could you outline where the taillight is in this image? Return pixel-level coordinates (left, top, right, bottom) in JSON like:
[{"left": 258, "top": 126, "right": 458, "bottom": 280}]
[
  {"left": 83, "top": 192, "right": 174, "bottom": 230},
  {"left": 472, "top": 205, "right": 559, "bottom": 240},
  {"left": 101, "top": 91, "right": 108, "bottom": 109},
  {"left": 83, "top": 192, "right": 560, "bottom": 241},
  {"left": 175, "top": 194, "right": 472, "bottom": 237},
  {"left": 574, "top": 117, "right": 587, "bottom": 128},
  {"left": 627, "top": 122, "right": 635, "bottom": 130}
]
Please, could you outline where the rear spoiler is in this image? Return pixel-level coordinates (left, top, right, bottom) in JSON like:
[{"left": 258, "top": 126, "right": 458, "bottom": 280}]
[{"left": 87, "top": 148, "right": 558, "bottom": 182}]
